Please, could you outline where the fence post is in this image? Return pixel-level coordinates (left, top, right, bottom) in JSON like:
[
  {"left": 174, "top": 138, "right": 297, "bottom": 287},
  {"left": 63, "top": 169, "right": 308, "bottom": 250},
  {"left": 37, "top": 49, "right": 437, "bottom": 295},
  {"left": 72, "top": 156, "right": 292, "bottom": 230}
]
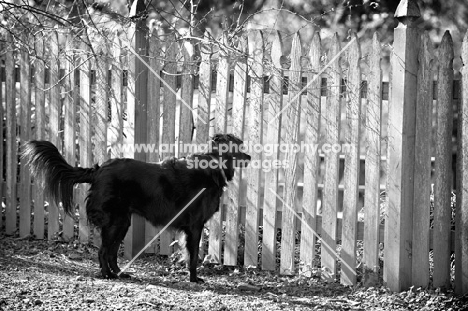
[
  {"left": 123, "top": 0, "right": 148, "bottom": 258},
  {"left": 385, "top": 0, "right": 420, "bottom": 291}
]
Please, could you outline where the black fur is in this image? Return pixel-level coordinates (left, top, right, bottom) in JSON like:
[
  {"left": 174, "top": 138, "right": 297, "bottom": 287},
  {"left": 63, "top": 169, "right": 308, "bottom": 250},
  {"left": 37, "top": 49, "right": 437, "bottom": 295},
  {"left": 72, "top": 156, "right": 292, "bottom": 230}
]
[{"left": 22, "top": 134, "right": 250, "bottom": 282}]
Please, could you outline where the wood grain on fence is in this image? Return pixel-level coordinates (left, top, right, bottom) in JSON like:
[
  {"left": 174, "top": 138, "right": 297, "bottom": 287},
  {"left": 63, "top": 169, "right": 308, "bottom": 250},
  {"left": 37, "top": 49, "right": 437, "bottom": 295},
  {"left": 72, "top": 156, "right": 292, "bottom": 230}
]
[
  {"left": 63, "top": 34, "right": 77, "bottom": 241},
  {"left": 321, "top": 33, "right": 342, "bottom": 280},
  {"left": 299, "top": 32, "right": 321, "bottom": 276},
  {"left": 145, "top": 32, "right": 162, "bottom": 253},
  {"left": 179, "top": 40, "right": 195, "bottom": 152},
  {"left": 224, "top": 35, "right": 248, "bottom": 266},
  {"left": 341, "top": 34, "right": 362, "bottom": 286},
  {"left": 19, "top": 45, "right": 32, "bottom": 238},
  {"left": 5, "top": 34, "right": 17, "bottom": 236},
  {"left": 411, "top": 32, "right": 433, "bottom": 288},
  {"left": 195, "top": 32, "right": 213, "bottom": 259},
  {"left": 455, "top": 30, "right": 468, "bottom": 295},
  {"left": 18, "top": 45, "right": 31, "bottom": 238},
  {"left": 92, "top": 41, "right": 110, "bottom": 248},
  {"left": 433, "top": 31, "right": 454, "bottom": 290},
  {"left": 385, "top": 1, "right": 420, "bottom": 290},
  {"left": 123, "top": 1, "right": 149, "bottom": 257},
  {"left": 280, "top": 32, "right": 301, "bottom": 275},
  {"left": 245, "top": 30, "right": 264, "bottom": 268},
  {"left": 159, "top": 34, "right": 178, "bottom": 255},
  {"left": 262, "top": 31, "right": 283, "bottom": 271},
  {"left": 208, "top": 32, "right": 230, "bottom": 263},
  {"left": 78, "top": 38, "right": 92, "bottom": 244},
  {"left": 33, "top": 35, "right": 46, "bottom": 240},
  {"left": 109, "top": 36, "right": 124, "bottom": 158},
  {"left": 363, "top": 33, "right": 382, "bottom": 285},
  {"left": 48, "top": 31, "right": 61, "bottom": 240}
]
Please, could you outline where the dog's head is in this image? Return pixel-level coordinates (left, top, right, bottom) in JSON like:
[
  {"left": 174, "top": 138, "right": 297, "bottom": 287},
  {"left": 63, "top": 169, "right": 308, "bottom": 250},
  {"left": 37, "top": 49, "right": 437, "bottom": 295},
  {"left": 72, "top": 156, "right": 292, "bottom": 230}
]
[{"left": 210, "top": 133, "right": 251, "bottom": 168}]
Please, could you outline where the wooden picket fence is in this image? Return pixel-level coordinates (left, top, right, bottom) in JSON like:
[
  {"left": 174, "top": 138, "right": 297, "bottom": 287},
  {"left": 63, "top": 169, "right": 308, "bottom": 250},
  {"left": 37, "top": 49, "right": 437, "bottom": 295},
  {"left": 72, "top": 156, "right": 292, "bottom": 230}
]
[{"left": 1, "top": 0, "right": 467, "bottom": 294}]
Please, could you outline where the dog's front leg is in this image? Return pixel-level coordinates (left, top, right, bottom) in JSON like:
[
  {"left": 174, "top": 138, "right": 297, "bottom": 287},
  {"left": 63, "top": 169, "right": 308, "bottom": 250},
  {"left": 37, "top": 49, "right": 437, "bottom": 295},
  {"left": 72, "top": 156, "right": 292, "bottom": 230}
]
[{"left": 186, "top": 226, "right": 204, "bottom": 283}]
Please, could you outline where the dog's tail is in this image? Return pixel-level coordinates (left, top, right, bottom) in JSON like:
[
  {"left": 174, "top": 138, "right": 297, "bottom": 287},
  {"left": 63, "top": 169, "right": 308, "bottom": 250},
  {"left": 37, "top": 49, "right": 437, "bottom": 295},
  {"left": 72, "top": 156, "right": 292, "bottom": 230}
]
[{"left": 21, "top": 140, "right": 98, "bottom": 216}]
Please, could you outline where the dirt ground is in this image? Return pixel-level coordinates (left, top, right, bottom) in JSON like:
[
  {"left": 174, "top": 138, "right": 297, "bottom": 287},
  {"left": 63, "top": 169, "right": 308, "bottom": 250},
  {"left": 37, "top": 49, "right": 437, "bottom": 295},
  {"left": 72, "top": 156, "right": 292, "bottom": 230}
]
[{"left": 0, "top": 234, "right": 467, "bottom": 311}]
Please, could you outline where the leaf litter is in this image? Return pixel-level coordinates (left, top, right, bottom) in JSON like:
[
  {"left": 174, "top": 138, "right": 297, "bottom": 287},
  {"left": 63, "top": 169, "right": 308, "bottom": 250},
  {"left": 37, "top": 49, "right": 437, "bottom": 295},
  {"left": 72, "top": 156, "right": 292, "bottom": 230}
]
[{"left": 0, "top": 234, "right": 467, "bottom": 311}]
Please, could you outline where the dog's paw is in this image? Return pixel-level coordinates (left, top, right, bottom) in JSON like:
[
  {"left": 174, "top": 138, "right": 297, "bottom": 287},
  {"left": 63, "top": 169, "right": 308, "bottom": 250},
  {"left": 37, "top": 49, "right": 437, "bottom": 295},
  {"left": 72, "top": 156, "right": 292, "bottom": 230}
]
[
  {"left": 190, "top": 277, "right": 205, "bottom": 283},
  {"left": 107, "top": 272, "right": 119, "bottom": 279},
  {"left": 118, "top": 272, "right": 131, "bottom": 279},
  {"left": 97, "top": 271, "right": 119, "bottom": 279}
]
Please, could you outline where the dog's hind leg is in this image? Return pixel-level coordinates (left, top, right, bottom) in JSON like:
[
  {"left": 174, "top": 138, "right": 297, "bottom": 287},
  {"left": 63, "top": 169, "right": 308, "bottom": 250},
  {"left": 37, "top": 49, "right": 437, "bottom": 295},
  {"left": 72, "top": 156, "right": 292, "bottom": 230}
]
[
  {"left": 185, "top": 225, "right": 204, "bottom": 283},
  {"left": 99, "top": 216, "right": 130, "bottom": 279},
  {"left": 107, "top": 216, "right": 131, "bottom": 278}
]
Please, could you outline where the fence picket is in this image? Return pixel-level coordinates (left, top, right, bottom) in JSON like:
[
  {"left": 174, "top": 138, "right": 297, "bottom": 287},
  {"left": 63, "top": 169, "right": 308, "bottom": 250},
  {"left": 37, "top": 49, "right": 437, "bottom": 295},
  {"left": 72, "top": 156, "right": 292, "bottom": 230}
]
[
  {"left": 195, "top": 32, "right": 212, "bottom": 146},
  {"left": 5, "top": 34, "right": 17, "bottom": 235},
  {"left": 78, "top": 38, "right": 91, "bottom": 243},
  {"left": 196, "top": 32, "right": 213, "bottom": 259},
  {"left": 109, "top": 36, "right": 124, "bottom": 158},
  {"left": 33, "top": 34, "right": 46, "bottom": 239},
  {"left": 411, "top": 32, "right": 433, "bottom": 288},
  {"left": 224, "top": 35, "right": 248, "bottom": 266},
  {"left": 179, "top": 40, "right": 195, "bottom": 152},
  {"left": 208, "top": 32, "right": 230, "bottom": 263},
  {"left": 19, "top": 44, "right": 32, "bottom": 238},
  {"left": 280, "top": 32, "right": 301, "bottom": 274},
  {"left": 341, "top": 34, "right": 362, "bottom": 285},
  {"left": 145, "top": 32, "right": 162, "bottom": 253},
  {"left": 433, "top": 31, "right": 454, "bottom": 290},
  {"left": 63, "top": 33, "right": 77, "bottom": 241},
  {"left": 300, "top": 32, "right": 321, "bottom": 276},
  {"left": 93, "top": 41, "right": 111, "bottom": 247},
  {"left": 262, "top": 31, "right": 283, "bottom": 270},
  {"left": 363, "top": 33, "right": 382, "bottom": 285},
  {"left": 456, "top": 30, "right": 468, "bottom": 295},
  {"left": 48, "top": 31, "right": 61, "bottom": 240},
  {"left": 321, "top": 33, "right": 342, "bottom": 280},
  {"left": 123, "top": 0, "right": 149, "bottom": 258},
  {"left": 159, "top": 35, "right": 178, "bottom": 255},
  {"left": 244, "top": 30, "right": 264, "bottom": 267}
]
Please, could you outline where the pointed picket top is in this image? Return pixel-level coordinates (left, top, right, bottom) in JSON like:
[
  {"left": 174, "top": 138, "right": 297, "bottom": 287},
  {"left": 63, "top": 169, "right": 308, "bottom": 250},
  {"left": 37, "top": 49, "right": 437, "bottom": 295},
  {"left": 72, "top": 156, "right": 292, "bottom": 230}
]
[
  {"left": 270, "top": 31, "right": 284, "bottom": 69},
  {"left": 439, "top": 31, "right": 454, "bottom": 68},
  {"left": 348, "top": 33, "right": 361, "bottom": 70},
  {"left": 419, "top": 32, "right": 434, "bottom": 67},
  {"left": 329, "top": 32, "right": 341, "bottom": 63},
  {"left": 199, "top": 31, "right": 213, "bottom": 62},
  {"left": 216, "top": 31, "right": 229, "bottom": 63},
  {"left": 370, "top": 33, "right": 382, "bottom": 76},
  {"left": 372, "top": 32, "right": 381, "bottom": 58},
  {"left": 129, "top": 0, "right": 146, "bottom": 18},
  {"left": 395, "top": 0, "right": 421, "bottom": 18},
  {"left": 395, "top": 0, "right": 420, "bottom": 27},
  {"left": 248, "top": 30, "right": 264, "bottom": 76},
  {"left": 290, "top": 32, "right": 302, "bottom": 72},
  {"left": 309, "top": 32, "right": 321, "bottom": 70},
  {"left": 232, "top": 33, "right": 248, "bottom": 70}
]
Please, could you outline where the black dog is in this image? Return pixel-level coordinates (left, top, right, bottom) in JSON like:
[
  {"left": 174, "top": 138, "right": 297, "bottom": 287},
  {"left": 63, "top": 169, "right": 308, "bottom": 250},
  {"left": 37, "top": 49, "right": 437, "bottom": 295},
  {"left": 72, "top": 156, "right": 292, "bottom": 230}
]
[{"left": 22, "top": 134, "right": 250, "bottom": 282}]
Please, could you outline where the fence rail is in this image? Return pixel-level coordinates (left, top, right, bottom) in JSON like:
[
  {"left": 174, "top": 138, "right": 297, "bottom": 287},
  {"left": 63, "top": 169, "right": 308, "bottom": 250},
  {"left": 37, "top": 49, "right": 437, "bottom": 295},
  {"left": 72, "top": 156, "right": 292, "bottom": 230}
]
[{"left": 0, "top": 0, "right": 467, "bottom": 294}]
